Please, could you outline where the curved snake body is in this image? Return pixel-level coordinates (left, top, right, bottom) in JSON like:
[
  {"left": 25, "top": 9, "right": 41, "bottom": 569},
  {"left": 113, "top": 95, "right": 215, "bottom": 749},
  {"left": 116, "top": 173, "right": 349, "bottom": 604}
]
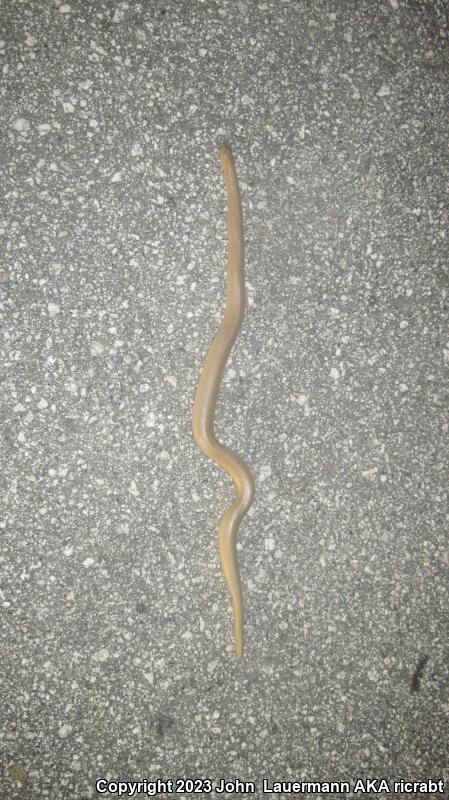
[{"left": 192, "top": 143, "right": 254, "bottom": 660}]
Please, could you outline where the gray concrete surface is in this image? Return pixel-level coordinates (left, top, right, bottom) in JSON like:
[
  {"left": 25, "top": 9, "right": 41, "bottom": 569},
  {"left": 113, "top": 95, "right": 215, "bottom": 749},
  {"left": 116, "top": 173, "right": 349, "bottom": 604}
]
[{"left": 1, "top": 0, "right": 449, "bottom": 798}]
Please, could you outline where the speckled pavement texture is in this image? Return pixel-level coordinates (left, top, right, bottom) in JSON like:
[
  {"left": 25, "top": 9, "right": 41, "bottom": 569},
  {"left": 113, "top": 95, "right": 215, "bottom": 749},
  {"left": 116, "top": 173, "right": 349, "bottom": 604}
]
[{"left": 1, "top": 0, "right": 449, "bottom": 798}]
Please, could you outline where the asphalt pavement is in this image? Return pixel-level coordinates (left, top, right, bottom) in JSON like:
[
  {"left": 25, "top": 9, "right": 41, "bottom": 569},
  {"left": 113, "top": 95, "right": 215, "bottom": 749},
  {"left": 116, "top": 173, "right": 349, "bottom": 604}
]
[{"left": 1, "top": 0, "right": 448, "bottom": 798}]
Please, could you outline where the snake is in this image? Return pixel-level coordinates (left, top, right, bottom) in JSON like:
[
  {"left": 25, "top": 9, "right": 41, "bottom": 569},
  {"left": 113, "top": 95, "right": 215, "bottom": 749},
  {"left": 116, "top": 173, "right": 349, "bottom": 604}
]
[{"left": 192, "top": 142, "right": 255, "bottom": 660}]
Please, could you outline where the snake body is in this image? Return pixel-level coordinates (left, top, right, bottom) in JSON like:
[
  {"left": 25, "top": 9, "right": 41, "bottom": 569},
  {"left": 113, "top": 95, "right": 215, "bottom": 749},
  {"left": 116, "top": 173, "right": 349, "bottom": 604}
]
[{"left": 192, "top": 143, "right": 254, "bottom": 660}]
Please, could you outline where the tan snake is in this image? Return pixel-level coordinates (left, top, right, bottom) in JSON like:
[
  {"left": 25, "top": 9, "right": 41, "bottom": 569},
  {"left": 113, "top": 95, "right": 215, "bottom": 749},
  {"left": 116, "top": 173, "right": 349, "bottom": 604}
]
[{"left": 192, "top": 143, "right": 255, "bottom": 660}]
